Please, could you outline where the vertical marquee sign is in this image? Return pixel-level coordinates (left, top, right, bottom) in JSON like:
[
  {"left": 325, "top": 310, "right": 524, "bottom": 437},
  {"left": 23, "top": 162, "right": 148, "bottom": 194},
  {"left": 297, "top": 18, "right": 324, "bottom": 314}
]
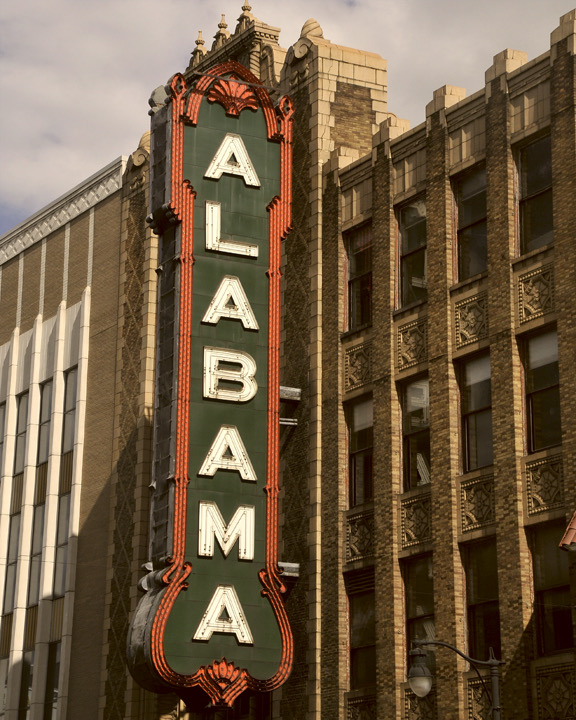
[{"left": 127, "top": 62, "right": 294, "bottom": 707}]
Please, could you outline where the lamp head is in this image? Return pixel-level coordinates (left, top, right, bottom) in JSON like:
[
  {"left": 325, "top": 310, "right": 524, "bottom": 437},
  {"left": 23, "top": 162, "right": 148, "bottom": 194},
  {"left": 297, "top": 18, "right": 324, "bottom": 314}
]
[{"left": 408, "top": 646, "right": 433, "bottom": 698}]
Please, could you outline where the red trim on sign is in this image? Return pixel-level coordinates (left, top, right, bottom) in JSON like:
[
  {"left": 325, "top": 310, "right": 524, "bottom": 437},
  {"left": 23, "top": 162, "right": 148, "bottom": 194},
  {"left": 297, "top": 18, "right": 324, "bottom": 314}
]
[
  {"left": 147, "top": 67, "right": 294, "bottom": 707},
  {"left": 184, "top": 61, "right": 279, "bottom": 140}
]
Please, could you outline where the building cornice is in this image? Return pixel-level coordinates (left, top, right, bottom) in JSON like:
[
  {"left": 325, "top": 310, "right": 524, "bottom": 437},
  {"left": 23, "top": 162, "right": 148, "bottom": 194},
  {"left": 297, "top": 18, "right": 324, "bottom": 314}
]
[{"left": 0, "top": 157, "right": 127, "bottom": 266}]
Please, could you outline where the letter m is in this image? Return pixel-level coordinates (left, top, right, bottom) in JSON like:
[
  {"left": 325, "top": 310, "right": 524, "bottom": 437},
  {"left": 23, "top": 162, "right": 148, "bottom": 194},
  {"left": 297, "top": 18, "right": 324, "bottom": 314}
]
[{"left": 198, "top": 502, "right": 255, "bottom": 560}]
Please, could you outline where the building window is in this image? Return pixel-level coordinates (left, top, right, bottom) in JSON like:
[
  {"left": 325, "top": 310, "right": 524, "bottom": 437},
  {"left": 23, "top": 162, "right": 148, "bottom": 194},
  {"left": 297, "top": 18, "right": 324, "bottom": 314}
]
[
  {"left": 346, "top": 396, "right": 373, "bottom": 507},
  {"left": 37, "top": 381, "right": 53, "bottom": 465},
  {"left": 404, "top": 555, "right": 435, "bottom": 670},
  {"left": 461, "top": 354, "right": 493, "bottom": 472},
  {"left": 519, "top": 135, "right": 553, "bottom": 254},
  {"left": 532, "top": 522, "right": 572, "bottom": 655},
  {"left": 346, "top": 569, "right": 376, "bottom": 691},
  {"left": 62, "top": 368, "right": 77, "bottom": 455},
  {"left": 3, "top": 474, "right": 23, "bottom": 616},
  {"left": 526, "top": 330, "right": 561, "bottom": 452},
  {"left": 346, "top": 225, "right": 372, "bottom": 331},
  {"left": 53, "top": 492, "right": 70, "bottom": 599},
  {"left": 402, "top": 377, "right": 430, "bottom": 491},
  {"left": 3, "top": 513, "right": 20, "bottom": 615},
  {"left": 14, "top": 392, "right": 29, "bottom": 476},
  {"left": 349, "top": 590, "right": 376, "bottom": 689},
  {"left": 456, "top": 166, "right": 487, "bottom": 281},
  {"left": 464, "top": 540, "right": 501, "bottom": 661},
  {"left": 18, "top": 650, "right": 34, "bottom": 720},
  {"left": 398, "top": 197, "right": 427, "bottom": 306},
  {"left": 44, "top": 641, "right": 61, "bottom": 720}
]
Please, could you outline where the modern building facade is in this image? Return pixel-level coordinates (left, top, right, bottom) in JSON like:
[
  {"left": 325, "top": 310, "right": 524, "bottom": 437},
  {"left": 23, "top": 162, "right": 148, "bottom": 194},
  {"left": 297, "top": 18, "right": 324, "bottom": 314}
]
[{"left": 0, "top": 4, "right": 575, "bottom": 719}]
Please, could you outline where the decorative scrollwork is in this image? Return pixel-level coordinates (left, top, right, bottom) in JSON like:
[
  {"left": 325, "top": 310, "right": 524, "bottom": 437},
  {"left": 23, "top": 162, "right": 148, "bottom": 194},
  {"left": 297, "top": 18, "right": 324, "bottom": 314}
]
[
  {"left": 526, "top": 455, "right": 563, "bottom": 515},
  {"left": 398, "top": 319, "right": 427, "bottom": 370},
  {"left": 536, "top": 663, "right": 576, "bottom": 719},
  {"left": 460, "top": 475, "right": 495, "bottom": 532},
  {"left": 518, "top": 264, "right": 554, "bottom": 323},
  {"left": 346, "top": 510, "right": 375, "bottom": 563},
  {"left": 455, "top": 293, "right": 488, "bottom": 348},
  {"left": 405, "top": 687, "right": 437, "bottom": 720},
  {"left": 207, "top": 75, "right": 259, "bottom": 116},
  {"left": 467, "top": 677, "right": 491, "bottom": 720},
  {"left": 401, "top": 493, "right": 432, "bottom": 548},
  {"left": 345, "top": 342, "right": 373, "bottom": 392},
  {"left": 347, "top": 694, "right": 377, "bottom": 720}
]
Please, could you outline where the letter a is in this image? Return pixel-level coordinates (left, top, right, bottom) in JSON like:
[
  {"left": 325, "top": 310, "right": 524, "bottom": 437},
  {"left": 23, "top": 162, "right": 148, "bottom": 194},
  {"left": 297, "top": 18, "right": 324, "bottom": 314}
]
[
  {"left": 198, "top": 425, "right": 257, "bottom": 481},
  {"left": 202, "top": 275, "right": 259, "bottom": 330},
  {"left": 204, "top": 133, "right": 260, "bottom": 187},
  {"left": 193, "top": 585, "right": 254, "bottom": 644}
]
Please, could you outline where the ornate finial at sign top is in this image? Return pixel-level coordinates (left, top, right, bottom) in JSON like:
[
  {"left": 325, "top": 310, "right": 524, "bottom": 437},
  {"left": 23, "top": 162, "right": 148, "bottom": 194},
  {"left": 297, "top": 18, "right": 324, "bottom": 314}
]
[
  {"left": 190, "top": 30, "right": 207, "bottom": 67},
  {"left": 236, "top": 1, "right": 254, "bottom": 32},
  {"left": 213, "top": 14, "right": 231, "bottom": 49}
]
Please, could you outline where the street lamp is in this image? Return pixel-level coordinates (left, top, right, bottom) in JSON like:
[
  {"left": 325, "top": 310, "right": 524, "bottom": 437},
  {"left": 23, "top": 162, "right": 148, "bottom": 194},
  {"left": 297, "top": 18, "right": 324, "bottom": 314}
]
[{"left": 408, "top": 639, "right": 504, "bottom": 720}]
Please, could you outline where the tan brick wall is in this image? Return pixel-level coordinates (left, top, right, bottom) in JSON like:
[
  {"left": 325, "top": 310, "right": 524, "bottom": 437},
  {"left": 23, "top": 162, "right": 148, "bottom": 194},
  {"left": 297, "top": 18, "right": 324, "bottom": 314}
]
[{"left": 67, "top": 191, "right": 122, "bottom": 720}]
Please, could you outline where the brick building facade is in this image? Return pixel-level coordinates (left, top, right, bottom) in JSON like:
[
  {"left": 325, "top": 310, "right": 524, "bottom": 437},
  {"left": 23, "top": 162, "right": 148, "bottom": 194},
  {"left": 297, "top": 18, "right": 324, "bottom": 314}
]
[{"left": 0, "top": 4, "right": 574, "bottom": 719}]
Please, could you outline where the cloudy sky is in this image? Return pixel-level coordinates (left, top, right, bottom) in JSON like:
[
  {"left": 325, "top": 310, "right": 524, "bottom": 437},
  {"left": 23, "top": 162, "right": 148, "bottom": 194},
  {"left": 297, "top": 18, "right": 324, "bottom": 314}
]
[{"left": 0, "top": 0, "right": 573, "bottom": 236}]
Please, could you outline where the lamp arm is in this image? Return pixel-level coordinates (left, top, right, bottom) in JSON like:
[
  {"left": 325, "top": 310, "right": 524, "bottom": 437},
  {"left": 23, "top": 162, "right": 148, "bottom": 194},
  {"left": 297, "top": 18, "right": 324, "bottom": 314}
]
[{"left": 411, "top": 640, "right": 504, "bottom": 712}]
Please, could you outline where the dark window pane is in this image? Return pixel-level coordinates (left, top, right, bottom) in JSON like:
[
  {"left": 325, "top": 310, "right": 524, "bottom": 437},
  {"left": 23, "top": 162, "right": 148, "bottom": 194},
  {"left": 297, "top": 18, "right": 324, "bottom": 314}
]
[
  {"left": 406, "top": 556, "right": 434, "bottom": 618},
  {"left": 465, "top": 541, "right": 501, "bottom": 659},
  {"left": 404, "top": 431, "right": 431, "bottom": 490},
  {"left": 350, "top": 591, "right": 375, "bottom": 689},
  {"left": 349, "top": 273, "right": 372, "bottom": 329},
  {"left": 402, "top": 248, "right": 427, "bottom": 305},
  {"left": 347, "top": 227, "right": 372, "bottom": 330},
  {"left": 400, "top": 200, "right": 427, "bottom": 254},
  {"left": 521, "top": 190, "right": 553, "bottom": 252},
  {"left": 469, "top": 601, "right": 501, "bottom": 660},
  {"left": 527, "top": 331, "right": 561, "bottom": 452},
  {"left": 532, "top": 522, "right": 571, "bottom": 655},
  {"left": 53, "top": 546, "right": 67, "bottom": 598},
  {"left": 457, "top": 168, "right": 487, "bottom": 280},
  {"left": 28, "top": 556, "right": 41, "bottom": 607},
  {"left": 520, "top": 135, "right": 553, "bottom": 253},
  {"left": 538, "top": 587, "right": 572, "bottom": 654},
  {"left": 347, "top": 398, "right": 373, "bottom": 507},
  {"left": 43, "top": 642, "right": 61, "bottom": 720},
  {"left": 530, "top": 387, "right": 562, "bottom": 450},
  {"left": 399, "top": 198, "right": 427, "bottom": 305},
  {"left": 521, "top": 135, "right": 552, "bottom": 196},
  {"left": 3, "top": 564, "right": 16, "bottom": 615},
  {"left": 465, "top": 409, "right": 494, "bottom": 470},
  {"left": 458, "top": 221, "right": 487, "bottom": 279}
]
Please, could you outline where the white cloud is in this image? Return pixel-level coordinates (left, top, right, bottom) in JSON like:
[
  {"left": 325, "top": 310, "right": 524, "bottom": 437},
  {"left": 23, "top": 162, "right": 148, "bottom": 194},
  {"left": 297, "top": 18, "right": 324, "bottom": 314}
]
[{"left": 0, "top": 0, "right": 573, "bottom": 234}]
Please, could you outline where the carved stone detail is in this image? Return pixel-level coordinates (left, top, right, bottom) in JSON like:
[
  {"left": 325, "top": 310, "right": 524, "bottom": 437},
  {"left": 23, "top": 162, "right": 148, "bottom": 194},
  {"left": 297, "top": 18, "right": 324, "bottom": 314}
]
[
  {"left": 401, "top": 493, "right": 432, "bottom": 548},
  {"left": 346, "top": 509, "right": 375, "bottom": 563},
  {"left": 519, "top": 264, "right": 554, "bottom": 323},
  {"left": 467, "top": 677, "right": 491, "bottom": 720},
  {"left": 455, "top": 293, "right": 488, "bottom": 348},
  {"left": 404, "top": 688, "right": 437, "bottom": 720},
  {"left": 526, "top": 455, "right": 564, "bottom": 515},
  {"left": 535, "top": 663, "right": 576, "bottom": 719},
  {"left": 398, "top": 319, "right": 427, "bottom": 370},
  {"left": 460, "top": 475, "right": 495, "bottom": 532},
  {"left": 347, "top": 694, "right": 377, "bottom": 720},
  {"left": 345, "top": 342, "right": 373, "bottom": 392}
]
